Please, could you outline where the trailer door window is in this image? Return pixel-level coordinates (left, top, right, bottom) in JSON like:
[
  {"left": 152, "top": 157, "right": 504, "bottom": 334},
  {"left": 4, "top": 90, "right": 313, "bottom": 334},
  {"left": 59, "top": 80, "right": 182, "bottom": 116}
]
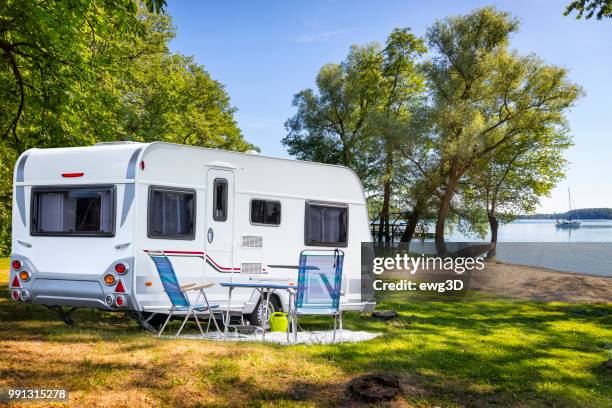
[
  {"left": 31, "top": 186, "right": 115, "bottom": 236},
  {"left": 250, "top": 199, "right": 281, "bottom": 225},
  {"left": 305, "top": 202, "right": 348, "bottom": 247},
  {"left": 148, "top": 187, "right": 195, "bottom": 239},
  {"left": 213, "top": 178, "right": 227, "bottom": 221}
]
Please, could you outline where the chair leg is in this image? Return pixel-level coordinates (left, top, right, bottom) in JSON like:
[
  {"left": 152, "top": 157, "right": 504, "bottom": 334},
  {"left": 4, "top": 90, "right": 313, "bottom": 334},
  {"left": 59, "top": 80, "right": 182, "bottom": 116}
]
[
  {"left": 193, "top": 313, "right": 205, "bottom": 337},
  {"left": 201, "top": 291, "right": 222, "bottom": 337},
  {"left": 158, "top": 312, "right": 173, "bottom": 337},
  {"left": 332, "top": 314, "right": 337, "bottom": 343},
  {"left": 206, "top": 313, "right": 212, "bottom": 334},
  {"left": 339, "top": 312, "right": 343, "bottom": 343},
  {"left": 176, "top": 310, "right": 191, "bottom": 337}
]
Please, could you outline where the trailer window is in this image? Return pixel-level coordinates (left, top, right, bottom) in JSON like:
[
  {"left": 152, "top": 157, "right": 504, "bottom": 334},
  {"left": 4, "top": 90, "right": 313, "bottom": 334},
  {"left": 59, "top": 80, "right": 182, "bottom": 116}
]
[
  {"left": 213, "top": 178, "right": 227, "bottom": 221},
  {"left": 250, "top": 199, "right": 281, "bottom": 226},
  {"left": 31, "top": 186, "right": 115, "bottom": 236},
  {"left": 148, "top": 187, "right": 195, "bottom": 240},
  {"left": 304, "top": 202, "right": 348, "bottom": 247}
]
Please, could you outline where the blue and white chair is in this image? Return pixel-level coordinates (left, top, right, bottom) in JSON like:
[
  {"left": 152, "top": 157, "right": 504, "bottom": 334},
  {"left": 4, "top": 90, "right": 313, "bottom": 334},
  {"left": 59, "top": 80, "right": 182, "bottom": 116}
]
[
  {"left": 148, "top": 251, "right": 221, "bottom": 337},
  {"left": 292, "top": 249, "right": 344, "bottom": 343}
]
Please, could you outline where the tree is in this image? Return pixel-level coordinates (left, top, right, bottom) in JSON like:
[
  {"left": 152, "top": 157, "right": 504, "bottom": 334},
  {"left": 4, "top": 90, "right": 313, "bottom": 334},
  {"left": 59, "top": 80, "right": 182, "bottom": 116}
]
[
  {"left": 283, "top": 45, "right": 381, "bottom": 183},
  {"left": 0, "top": 1, "right": 252, "bottom": 255},
  {"left": 463, "top": 128, "right": 571, "bottom": 256},
  {"left": 369, "top": 28, "right": 426, "bottom": 243},
  {"left": 424, "top": 7, "right": 582, "bottom": 245},
  {"left": 564, "top": 0, "right": 612, "bottom": 19},
  {"left": 283, "top": 29, "right": 426, "bottom": 242}
]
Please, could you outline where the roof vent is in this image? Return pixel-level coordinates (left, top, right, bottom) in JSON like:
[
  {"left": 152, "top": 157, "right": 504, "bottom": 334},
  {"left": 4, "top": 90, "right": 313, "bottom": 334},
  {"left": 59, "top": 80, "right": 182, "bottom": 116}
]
[{"left": 94, "top": 141, "right": 142, "bottom": 146}]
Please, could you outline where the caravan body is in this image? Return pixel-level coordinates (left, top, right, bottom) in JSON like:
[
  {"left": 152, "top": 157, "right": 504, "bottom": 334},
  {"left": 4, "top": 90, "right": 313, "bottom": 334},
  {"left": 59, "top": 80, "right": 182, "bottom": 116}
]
[{"left": 9, "top": 142, "right": 373, "bottom": 321}]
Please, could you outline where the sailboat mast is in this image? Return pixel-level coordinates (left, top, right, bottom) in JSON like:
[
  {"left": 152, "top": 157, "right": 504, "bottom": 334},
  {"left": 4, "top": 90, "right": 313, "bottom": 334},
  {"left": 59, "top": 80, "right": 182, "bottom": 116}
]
[{"left": 568, "top": 188, "right": 572, "bottom": 221}]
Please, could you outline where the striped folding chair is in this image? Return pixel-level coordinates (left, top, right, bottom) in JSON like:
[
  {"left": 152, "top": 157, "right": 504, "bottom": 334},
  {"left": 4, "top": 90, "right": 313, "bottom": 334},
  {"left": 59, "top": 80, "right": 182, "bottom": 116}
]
[
  {"left": 148, "top": 251, "right": 222, "bottom": 337},
  {"left": 292, "top": 249, "right": 344, "bottom": 343}
]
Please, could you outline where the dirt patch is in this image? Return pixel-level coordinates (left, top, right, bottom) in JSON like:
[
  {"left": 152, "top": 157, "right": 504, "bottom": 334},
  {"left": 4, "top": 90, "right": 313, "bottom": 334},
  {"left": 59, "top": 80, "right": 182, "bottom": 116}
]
[
  {"left": 347, "top": 374, "right": 402, "bottom": 402},
  {"left": 471, "top": 262, "right": 612, "bottom": 303}
]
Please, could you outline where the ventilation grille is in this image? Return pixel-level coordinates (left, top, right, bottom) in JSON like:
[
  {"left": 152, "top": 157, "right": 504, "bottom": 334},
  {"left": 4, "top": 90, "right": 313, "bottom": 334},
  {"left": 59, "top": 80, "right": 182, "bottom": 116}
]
[
  {"left": 240, "top": 263, "right": 263, "bottom": 274},
  {"left": 241, "top": 235, "right": 263, "bottom": 248}
]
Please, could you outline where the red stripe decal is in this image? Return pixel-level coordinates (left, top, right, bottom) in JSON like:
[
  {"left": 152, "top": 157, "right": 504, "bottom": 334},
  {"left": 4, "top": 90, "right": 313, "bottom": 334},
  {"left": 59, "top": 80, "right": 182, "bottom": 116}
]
[
  {"left": 205, "top": 254, "right": 240, "bottom": 271},
  {"left": 144, "top": 250, "right": 240, "bottom": 271},
  {"left": 143, "top": 249, "right": 204, "bottom": 255}
]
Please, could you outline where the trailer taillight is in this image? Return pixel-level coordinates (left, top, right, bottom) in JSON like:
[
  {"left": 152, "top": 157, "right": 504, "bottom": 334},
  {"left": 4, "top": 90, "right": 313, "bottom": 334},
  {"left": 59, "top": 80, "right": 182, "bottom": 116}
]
[
  {"left": 140, "top": 160, "right": 145, "bottom": 170},
  {"left": 11, "top": 290, "right": 20, "bottom": 300},
  {"left": 114, "top": 263, "right": 127, "bottom": 274},
  {"left": 11, "top": 260, "right": 21, "bottom": 270},
  {"left": 114, "top": 280, "right": 125, "bottom": 293},
  {"left": 61, "top": 172, "right": 84, "bottom": 178},
  {"left": 115, "top": 295, "right": 125, "bottom": 307},
  {"left": 19, "top": 271, "right": 30, "bottom": 281},
  {"left": 104, "top": 274, "right": 116, "bottom": 285},
  {"left": 11, "top": 276, "right": 20, "bottom": 288}
]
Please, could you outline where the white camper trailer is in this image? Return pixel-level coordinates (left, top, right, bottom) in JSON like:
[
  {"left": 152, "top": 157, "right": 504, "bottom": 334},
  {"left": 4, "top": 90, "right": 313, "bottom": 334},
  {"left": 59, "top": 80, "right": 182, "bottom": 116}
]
[{"left": 9, "top": 142, "right": 374, "bottom": 328}]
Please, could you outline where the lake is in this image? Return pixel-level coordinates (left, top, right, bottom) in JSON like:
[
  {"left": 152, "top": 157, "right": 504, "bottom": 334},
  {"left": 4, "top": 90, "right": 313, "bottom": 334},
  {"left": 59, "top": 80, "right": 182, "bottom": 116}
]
[{"left": 443, "top": 219, "right": 612, "bottom": 277}]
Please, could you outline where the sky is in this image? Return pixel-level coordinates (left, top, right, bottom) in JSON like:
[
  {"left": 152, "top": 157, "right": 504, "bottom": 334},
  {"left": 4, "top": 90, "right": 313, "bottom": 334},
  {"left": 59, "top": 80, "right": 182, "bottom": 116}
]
[{"left": 166, "top": 0, "right": 612, "bottom": 214}]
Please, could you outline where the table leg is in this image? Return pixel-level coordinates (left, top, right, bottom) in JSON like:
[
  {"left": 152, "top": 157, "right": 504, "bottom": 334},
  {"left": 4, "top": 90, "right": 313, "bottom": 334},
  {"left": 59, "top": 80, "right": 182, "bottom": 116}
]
[
  {"left": 286, "top": 291, "right": 293, "bottom": 343},
  {"left": 224, "top": 287, "right": 233, "bottom": 338},
  {"left": 262, "top": 289, "right": 269, "bottom": 342}
]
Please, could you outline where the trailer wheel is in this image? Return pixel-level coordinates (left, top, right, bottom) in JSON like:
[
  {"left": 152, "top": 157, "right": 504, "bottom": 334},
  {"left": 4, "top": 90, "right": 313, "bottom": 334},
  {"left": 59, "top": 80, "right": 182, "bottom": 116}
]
[{"left": 249, "top": 295, "right": 280, "bottom": 330}]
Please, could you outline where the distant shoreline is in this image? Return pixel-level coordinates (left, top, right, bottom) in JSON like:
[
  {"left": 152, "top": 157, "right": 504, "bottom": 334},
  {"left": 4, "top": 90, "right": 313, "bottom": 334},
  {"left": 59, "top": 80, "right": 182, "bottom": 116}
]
[{"left": 519, "top": 208, "right": 612, "bottom": 220}]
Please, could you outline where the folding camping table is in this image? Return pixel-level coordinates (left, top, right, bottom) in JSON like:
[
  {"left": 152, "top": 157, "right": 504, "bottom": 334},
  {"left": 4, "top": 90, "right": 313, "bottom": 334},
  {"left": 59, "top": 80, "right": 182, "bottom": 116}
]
[{"left": 219, "top": 282, "right": 295, "bottom": 341}]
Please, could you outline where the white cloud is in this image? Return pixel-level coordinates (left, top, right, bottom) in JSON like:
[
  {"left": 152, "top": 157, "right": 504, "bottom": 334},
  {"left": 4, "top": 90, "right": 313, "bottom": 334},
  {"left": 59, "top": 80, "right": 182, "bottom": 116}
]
[{"left": 295, "top": 29, "right": 353, "bottom": 43}]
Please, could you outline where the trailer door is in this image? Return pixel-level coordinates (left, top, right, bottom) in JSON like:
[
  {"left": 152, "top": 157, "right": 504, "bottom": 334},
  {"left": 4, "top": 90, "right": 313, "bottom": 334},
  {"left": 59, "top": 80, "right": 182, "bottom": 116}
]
[{"left": 205, "top": 168, "right": 235, "bottom": 300}]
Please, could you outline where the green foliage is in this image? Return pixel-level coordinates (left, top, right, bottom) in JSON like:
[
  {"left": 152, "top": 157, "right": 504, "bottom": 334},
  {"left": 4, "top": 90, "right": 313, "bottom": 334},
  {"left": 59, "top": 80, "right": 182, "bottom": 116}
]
[
  {"left": 564, "top": 0, "right": 612, "bottom": 19},
  {"left": 424, "top": 6, "right": 582, "bottom": 241},
  {"left": 0, "top": 146, "right": 16, "bottom": 256},
  {"left": 283, "top": 28, "right": 427, "bottom": 243},
  {"left": 283, "top": 45, "right": 381, "bottom": 183},
  {"left": 0, "top": 1, "right": 252, "bottom": 255},
  {"left": 284, "top": 7, "right": 582, "bottom": 244}
]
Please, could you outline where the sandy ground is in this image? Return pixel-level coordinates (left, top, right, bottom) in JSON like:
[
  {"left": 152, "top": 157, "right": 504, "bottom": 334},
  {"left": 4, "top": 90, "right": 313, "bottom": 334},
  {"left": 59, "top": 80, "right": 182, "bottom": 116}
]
[{"left": 470, "top": 262, "right": 612, "bottom": 303}]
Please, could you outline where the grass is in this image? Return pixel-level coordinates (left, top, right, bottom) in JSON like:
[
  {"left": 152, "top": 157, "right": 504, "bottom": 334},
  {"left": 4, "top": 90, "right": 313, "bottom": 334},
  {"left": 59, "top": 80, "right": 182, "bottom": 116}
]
[{"left": 0, "top": 258, "right": 610, "bottom": 407}]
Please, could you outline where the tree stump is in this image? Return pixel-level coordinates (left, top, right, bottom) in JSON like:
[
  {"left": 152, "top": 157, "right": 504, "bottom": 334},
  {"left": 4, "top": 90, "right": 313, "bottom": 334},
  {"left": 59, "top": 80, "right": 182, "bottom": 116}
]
[
  {"left": 371, "top": 310, "right": 398, "bottom": 321},
  {"left": 347, "top": 374, "right": 402, "bottom": 402}
]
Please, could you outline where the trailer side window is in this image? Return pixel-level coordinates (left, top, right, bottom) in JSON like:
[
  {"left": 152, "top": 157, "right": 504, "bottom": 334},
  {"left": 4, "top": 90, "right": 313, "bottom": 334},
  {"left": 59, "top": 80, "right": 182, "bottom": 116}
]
[
  {"left": 213, "top": 178, "right": 227, "bottom": 221},
  {"left": 304, "top": 202, "right": 348, "bottom": 247},
  {"left": 250, "top": 199, "right": 281, "bottom": 226},
  {"left": 148, "top": 187, "right": 195, "bottom": 240}
]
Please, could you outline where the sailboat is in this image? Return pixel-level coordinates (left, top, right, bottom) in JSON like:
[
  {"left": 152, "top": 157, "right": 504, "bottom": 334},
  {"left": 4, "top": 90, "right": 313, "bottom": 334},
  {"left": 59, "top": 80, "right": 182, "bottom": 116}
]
[{"left": 556, "top": 188, "right": 581, "bottom": 228}]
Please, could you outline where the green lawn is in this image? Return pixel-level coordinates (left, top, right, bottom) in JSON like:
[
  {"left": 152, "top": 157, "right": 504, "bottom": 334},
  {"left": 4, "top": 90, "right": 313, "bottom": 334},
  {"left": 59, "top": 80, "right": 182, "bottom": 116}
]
[{"left": 0, "top": 258, "right": 610, "bottom": 407}]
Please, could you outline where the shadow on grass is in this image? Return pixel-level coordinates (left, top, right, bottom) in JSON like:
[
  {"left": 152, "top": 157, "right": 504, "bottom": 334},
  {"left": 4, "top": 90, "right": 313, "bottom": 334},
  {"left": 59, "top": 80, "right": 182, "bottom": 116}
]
[
  {"left": 308, "top": 299, "right": 612, "bottom": 407},
  {"left": 1, "top": 281, "right": 611, "bottom": 407}
]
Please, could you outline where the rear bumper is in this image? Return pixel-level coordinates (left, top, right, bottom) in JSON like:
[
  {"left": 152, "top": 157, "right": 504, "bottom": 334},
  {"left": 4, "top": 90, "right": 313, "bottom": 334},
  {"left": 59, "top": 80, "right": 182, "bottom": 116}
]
[
  {"left": 30, "top": 278, "right": 113, "bottom": 309},
  {"left": 9, "top": 254, "right": 135, "bottom": 311}
]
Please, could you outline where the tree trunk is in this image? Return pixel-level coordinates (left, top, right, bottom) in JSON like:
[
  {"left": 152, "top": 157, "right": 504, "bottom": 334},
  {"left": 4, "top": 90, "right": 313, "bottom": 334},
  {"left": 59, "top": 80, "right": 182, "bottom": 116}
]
[
  {"left": 435, "top": 171, "right": 460, "bottom": 254},
  {"left": 342, "top": 143, "right": 351, "bottom": 167},
  {"left": 487, "top": 213, "right": 499, "bottom": 259},
  {"left": 378, "top": 146, "right": 394, "bottom": 243},
  {"left": 400, "top": 208, "right": 420, "bottom": 243}
]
